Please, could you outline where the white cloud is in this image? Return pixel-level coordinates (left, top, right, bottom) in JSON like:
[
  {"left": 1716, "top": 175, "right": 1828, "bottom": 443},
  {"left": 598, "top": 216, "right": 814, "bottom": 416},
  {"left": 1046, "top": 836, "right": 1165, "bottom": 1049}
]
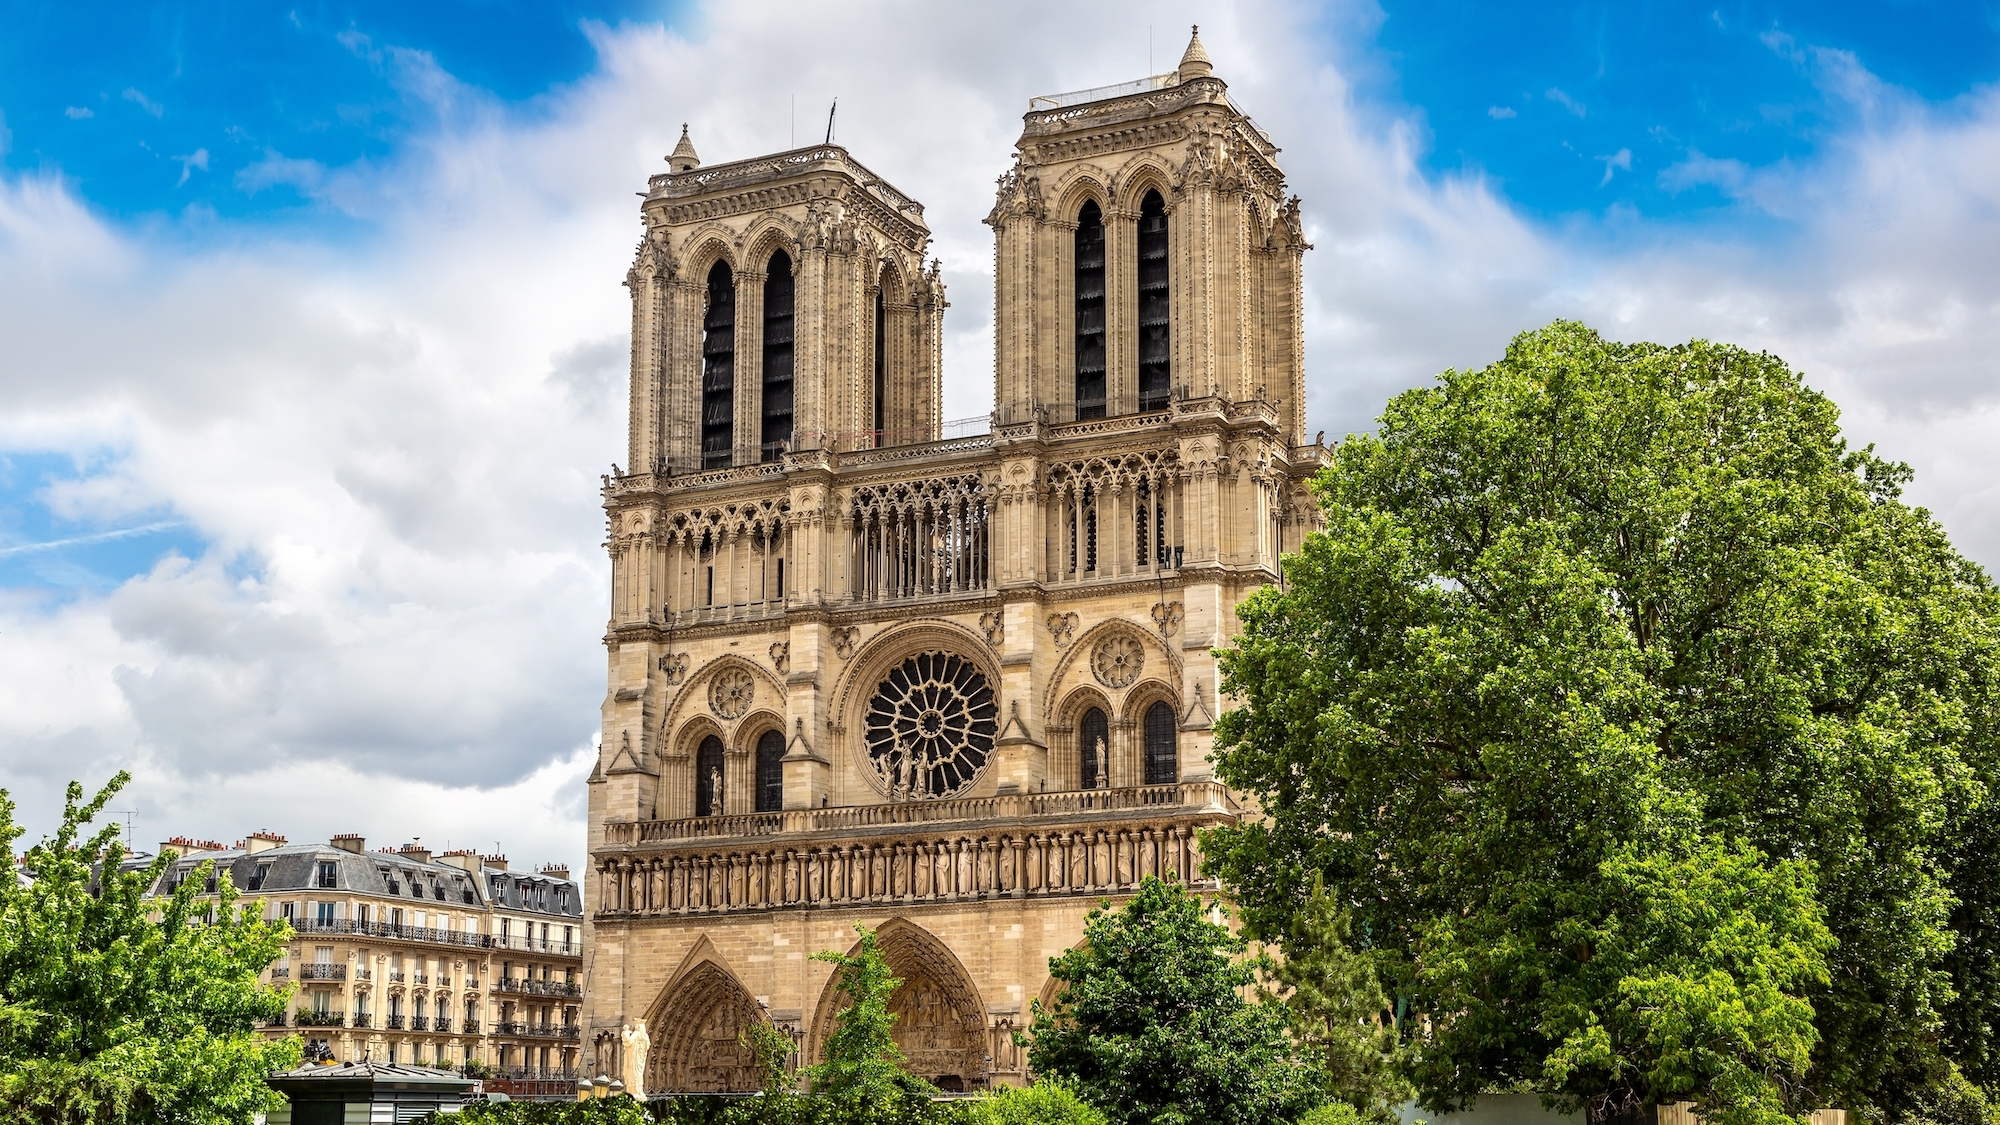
[
  {"left": 1487, "top": 105, "right": 1516, "bottom": 119},
  {"left": 2, "top": 0, "right": 1998, "bottom": 872},
  {"left": 1597, "top": 147, "right": 1632, "bottom": 186},
  {"left": 65, "top": 106, "right": 94, "bottom": 120},
  {"left": 122, "top": 87, "right": 165, "bottom": 118},
  {"left": 1545, "top": 86, "right": 1587, "bottom": 117},
  {"left": 173, "top": 148, "right": 210, "bottom": 187}
]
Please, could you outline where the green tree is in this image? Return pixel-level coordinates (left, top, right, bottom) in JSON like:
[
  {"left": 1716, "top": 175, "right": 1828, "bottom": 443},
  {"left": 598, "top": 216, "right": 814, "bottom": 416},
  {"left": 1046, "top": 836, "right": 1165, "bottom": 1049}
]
[
  {"left": 967, "top": 1078, "right": 1107, "bottom": 1125},
  {"left": 1204, "top": 322, "right": 2000, "bottom": 1123},
  {"left": 1270, "top": 879, "right": 1412, "bottom": 1123},
  {"left": 1025, "top": 876, "right": 1323, "bottom": 1125},
  {"left": 0, "top": 773, "right": 301, "bottom": 1124},
  {"left": 805, "top": 924, "right": 935, "bottom": 1109}
]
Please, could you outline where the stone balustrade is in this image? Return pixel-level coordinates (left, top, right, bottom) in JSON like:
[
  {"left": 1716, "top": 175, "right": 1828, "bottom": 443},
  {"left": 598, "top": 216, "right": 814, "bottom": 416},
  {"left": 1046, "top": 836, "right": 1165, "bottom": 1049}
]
[{"left": 593, "top": 782, "right": 1236, "bottom": 917}]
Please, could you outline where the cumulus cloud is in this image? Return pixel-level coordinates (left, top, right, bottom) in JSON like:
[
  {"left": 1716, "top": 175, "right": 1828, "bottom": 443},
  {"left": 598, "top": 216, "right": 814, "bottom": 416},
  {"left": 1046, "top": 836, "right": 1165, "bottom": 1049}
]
[
  {"left": 65, "top": 106, "right": 94, "bottom": 120},
  {"left": 122, "top": 87, "right": 164, "bottom": 118},
  {"left": 2, "top": 0, "right": 1997, "bottom": 870}
]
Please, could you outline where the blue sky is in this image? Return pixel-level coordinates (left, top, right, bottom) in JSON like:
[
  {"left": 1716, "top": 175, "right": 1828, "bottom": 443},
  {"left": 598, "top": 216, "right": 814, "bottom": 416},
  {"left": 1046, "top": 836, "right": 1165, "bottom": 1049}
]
[
  {"left": 2, "top": 0, "right": 1997, "bottom": 861},
  {"left": 6, "top": 2, "right": 1996, "bottom": 227}
]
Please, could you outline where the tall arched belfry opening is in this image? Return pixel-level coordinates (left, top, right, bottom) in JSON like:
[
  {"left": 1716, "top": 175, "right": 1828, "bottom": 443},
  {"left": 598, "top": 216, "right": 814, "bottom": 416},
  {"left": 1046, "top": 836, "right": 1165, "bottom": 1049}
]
[{"left": 585, "top": 29, "right": 1324, "bottom": 1091}]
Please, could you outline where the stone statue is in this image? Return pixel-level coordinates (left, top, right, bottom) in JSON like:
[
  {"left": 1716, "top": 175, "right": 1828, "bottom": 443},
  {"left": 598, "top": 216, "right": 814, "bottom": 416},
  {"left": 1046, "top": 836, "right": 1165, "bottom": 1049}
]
[
  {"left": 620, "top": 1019, "right": 650, "bottom": 1099},
  {"left": 708, "top": 767, "right": 724, "bottom": 816}
]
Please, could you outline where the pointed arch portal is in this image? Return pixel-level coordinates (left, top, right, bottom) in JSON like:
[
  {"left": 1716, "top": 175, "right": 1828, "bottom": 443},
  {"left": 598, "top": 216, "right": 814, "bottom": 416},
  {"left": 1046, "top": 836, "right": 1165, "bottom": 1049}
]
[{"left": 809, "top": 919, "right": 987, "bottom": 1089}]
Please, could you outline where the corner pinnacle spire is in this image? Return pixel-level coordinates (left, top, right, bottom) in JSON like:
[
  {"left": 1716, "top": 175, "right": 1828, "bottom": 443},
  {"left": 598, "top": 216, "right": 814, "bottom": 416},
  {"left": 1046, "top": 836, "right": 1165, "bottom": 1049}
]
[
  {"left": 667, "top": 124, "right": 701, "bottom": 173},
  {"left": 1177, "top": 25, "right": 1213, "bottom": 81}
]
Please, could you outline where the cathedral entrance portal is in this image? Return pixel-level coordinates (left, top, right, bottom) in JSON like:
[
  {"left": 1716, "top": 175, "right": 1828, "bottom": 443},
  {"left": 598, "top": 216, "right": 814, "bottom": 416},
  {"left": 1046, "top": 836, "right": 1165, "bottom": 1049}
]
[
  {"left": 809, "top": 919, "right": 987, "bottom": 1089},
  {"left": 649, "top": 959, "right": 768, "bottom": 1093}
]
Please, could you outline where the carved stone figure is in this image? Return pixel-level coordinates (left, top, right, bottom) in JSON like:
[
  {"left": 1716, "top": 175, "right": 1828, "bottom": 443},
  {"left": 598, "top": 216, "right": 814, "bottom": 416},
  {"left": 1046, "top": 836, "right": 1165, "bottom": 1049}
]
[{"left": 621, "top": 1019, "right": 650, "bottom": 1099}]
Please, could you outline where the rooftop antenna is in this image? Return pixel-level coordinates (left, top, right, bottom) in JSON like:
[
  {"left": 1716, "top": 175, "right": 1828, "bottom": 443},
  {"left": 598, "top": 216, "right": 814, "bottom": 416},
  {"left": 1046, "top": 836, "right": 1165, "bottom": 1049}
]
[
  {"left": 116, "top": 810, "right": 135, "bottom": 852},
  {"left": 824, "top": 98, "right": 837, "bottom": 145}
]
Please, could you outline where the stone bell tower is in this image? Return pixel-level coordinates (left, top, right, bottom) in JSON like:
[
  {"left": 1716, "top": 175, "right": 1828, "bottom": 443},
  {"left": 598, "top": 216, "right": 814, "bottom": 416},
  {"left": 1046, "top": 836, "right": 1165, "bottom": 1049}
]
[{"left": 585, "top": 28, "right": 1324, "bottom": 1094}]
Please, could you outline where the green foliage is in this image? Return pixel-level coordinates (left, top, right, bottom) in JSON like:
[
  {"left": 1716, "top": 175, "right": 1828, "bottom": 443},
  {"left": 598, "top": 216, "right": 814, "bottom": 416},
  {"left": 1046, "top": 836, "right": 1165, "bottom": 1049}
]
[
  {"left": 0, "top": 773, "right": 302, "bottom": 1124},
  {"left": 1026, "top": 876, "right": 1324, "bottom": 1125},
  {"left": 452, "top": 1099, "right": 651, "bottom": 1125},
  {"left": 1269, "top": 879, "right": 1411, "bottom": 1122},
  {"left": 962, "top": 1079, "right": 1107, "bottom": 1125},
  {"left": 1204, "top": 322, "right": 2000, "bottom": 1122},
  {"left": 739, "top": 1020, "right": 799, "bottom": 1096},
  {"left": 805, "top": 924, "right": 936, "bottom": 1110}
]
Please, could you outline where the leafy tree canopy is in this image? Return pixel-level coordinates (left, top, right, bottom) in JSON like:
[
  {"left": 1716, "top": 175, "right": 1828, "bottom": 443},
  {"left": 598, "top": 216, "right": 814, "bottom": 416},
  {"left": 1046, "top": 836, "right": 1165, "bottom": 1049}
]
[
  {"left": 1204, "top": 323, "right": 2000, "bottom": 1123},
  {"left": 0, "top": 773, "right": 301, "bottom": 1124},
  {"left": 1026, "top": 876, "right": 1323, "bottom": 1125}
]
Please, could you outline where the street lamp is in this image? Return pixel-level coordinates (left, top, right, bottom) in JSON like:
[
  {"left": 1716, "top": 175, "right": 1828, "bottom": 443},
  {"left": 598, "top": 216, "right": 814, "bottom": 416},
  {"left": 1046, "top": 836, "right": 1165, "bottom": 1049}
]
[{"left": 592, "top": 1074, "right": 611, "bottom": 1099}]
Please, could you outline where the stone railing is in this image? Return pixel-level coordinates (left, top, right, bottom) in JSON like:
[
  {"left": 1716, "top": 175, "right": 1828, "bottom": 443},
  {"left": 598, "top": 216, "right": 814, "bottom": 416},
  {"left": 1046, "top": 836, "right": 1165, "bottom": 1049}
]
[{"left": 595, "top": 782, "right": 1235, "bottom": 918}]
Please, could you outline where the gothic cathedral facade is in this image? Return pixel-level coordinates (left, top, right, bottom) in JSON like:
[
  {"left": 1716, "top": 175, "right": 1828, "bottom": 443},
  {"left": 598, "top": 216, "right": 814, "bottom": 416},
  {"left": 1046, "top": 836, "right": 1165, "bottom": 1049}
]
[{"left": 584, "top": 31, "right": 1323, "bottom": 1092}]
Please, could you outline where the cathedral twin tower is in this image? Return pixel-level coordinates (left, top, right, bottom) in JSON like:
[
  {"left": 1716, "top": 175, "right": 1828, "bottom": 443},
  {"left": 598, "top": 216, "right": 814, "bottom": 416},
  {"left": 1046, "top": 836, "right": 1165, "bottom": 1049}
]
[{"left": 585, "top": 30, "right": 1323, "bottom": 1092}]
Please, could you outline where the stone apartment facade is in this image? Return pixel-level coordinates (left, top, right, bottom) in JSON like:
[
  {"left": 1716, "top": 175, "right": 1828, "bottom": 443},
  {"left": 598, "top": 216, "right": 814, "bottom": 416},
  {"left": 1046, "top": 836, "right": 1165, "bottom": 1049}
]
[
  {"left": 584, "top": 29, "right": 1324, "bottom": 1092},
  {"left": 148, "top": 832, "right": 584, "bottom": 1080}
]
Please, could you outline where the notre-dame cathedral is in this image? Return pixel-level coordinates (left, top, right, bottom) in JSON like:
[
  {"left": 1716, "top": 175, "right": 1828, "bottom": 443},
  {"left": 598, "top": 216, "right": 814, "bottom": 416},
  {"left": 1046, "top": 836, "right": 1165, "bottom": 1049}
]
[{"left": 583, "top": 29, "right": 1323, "bottom": 1091}]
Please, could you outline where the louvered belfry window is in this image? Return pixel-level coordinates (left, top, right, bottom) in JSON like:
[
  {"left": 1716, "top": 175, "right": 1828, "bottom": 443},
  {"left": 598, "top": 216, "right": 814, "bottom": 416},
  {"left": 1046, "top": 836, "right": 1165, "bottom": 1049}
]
[
  {"left": 872, "top": 286, "right": 887, "bottom": 440},
  {"left": 1137, "top": 190, "right": 1171, "bottom": 411},
  {"left": 700, "top": 261, "right": 735, "bottom": 469},
  {"left": 1074, "top": 201, "right": 1107, "bottom": 420},
  {"left": 761, "top": 252, "right": 795, "bottom": 461}
]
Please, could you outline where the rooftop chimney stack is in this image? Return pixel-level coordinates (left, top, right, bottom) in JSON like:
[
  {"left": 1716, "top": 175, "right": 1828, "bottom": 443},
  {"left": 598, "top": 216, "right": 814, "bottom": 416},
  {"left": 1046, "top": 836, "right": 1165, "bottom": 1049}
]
[
  {"left": 244, "top": 830, "right": 287, "bottom": 855},
  {"left": 330, "top": 834, "right": 366, "bottom": 854}
]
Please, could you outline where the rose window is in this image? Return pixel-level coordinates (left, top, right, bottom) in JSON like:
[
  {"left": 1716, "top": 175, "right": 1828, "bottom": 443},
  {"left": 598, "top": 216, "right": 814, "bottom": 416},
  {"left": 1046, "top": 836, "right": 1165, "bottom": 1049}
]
[
  {"left": 710, "top": 668, "right": 755, "bottom": 719},
  {"left": 1091, "top": 634, "right": 1144, "bottom": 689},
  {"left": 863, "top": 652, "right": 999, "bottom": 799}
]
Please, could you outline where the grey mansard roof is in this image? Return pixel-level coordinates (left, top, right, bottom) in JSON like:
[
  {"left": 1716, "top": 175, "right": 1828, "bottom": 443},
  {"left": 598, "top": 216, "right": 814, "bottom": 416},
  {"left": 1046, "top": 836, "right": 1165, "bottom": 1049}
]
[{"left": 139, "top": 842, "right": 580, "bottom": 919}]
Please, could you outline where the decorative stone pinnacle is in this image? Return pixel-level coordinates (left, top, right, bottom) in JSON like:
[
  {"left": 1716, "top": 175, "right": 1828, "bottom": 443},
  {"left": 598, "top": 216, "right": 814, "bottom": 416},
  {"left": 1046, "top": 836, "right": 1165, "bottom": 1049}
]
[
  {"left": 668, "top": 124, "right": 701, "bottom": 172},
  {"left": 1178, "top": 25, "right": 1213, "bottom": 80}
]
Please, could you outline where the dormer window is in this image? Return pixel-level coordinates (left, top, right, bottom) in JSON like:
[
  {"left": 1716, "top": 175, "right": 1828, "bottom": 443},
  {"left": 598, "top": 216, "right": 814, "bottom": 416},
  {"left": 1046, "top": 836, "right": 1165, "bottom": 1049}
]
[
  {"left": 316, "top": 861, "right": 338, "bottom": 889},
  {"left": 248, "top": 864, "right": 270, "bottom": 891}
]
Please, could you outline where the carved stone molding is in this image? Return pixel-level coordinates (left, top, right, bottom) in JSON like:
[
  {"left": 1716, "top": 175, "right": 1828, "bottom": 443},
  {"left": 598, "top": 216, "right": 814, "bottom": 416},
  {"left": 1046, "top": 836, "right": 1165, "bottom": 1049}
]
[
  {"left": 978, "top": 611, "right": 1005, "bottom": 648},
  {"left": 1046, "top": 612, "right": 1080, "bottom": 646},
  {"left": 769, "top": 642, "right": 790, "bottom": 674},
  {"left": 657, "top": 652, "right": 689, "bottom": 685},
  {"left": 831, "top": 626, "right": 861, "bottom": 661}
]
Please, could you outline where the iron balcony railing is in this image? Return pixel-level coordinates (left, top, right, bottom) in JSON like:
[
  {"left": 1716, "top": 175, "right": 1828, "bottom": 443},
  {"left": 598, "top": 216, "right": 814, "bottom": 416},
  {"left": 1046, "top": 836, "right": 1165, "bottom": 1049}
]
[
  {"left": 384, "top": 1015, "right": 405, "bottom": 1030},
  {"left": 462, "top": 1018, "right": 481, "bottom": 1033},
  {"left": 411, "top": 1017, "right": 430, "bottom": 1031},
  {"left": 492, "top": 978, "right": 581, "bottom": 998},
  {"left": 352, "top": 1013, "right": 372, "bottom": 1028},
  {"left": 433, "top": 1017, "right": 452, "bottom": 1033},
  {"left": 294, "top": 1011, "right": 345, "bottom": 1027},
  {"left": 286, "top": 917, "right": 581, "bottom": 956},
  {"left": 299, "top": 964, "right": 345, "bottom": 981}
]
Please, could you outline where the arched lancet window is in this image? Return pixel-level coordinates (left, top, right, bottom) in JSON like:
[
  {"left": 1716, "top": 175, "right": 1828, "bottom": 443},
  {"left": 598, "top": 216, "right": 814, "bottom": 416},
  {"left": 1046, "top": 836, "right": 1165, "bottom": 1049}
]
[
  {"left": 1137, "top": 190, "right": 1171, "bottom": 411},
  {"left": 761, "top": 252, "right": 794, "bottom": 461},
  {"left": 701, "top": 261, "right": 736, "bottom": 469},
  {"left": 755, "top": 728, "right": 785, "bottom": 813},
  {"left": 872, "top": 277, "right": 888, "bottom": 441},
  {"left": 1074, "top": 200, "right": 1107, "bottom": 420},
  {"left": 1079, "top": 706, "right": 1109, "bottom": 790},
  {"left": 1143, "top": 700, "right": 1177, "bottom": 785},
  {"left": 694, "top": 734, "right": 726, "bottom": 817},
  {"left": 1135, "top": 479, "right": 1165, "bottom": 567}
]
